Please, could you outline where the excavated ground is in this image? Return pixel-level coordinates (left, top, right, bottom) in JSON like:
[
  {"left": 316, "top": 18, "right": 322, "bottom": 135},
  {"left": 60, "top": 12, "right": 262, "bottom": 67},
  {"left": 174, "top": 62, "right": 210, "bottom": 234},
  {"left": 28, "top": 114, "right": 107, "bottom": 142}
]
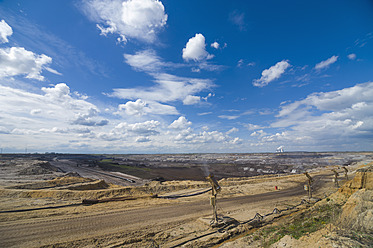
[{"left": 0, "top": 153, "right": 371, "bottom": 247}]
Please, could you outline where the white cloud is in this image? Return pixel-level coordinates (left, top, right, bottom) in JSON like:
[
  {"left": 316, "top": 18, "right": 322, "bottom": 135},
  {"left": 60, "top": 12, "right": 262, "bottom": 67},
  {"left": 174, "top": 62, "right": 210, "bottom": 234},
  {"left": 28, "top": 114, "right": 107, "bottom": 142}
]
[
  {"left": 30, "top": 109, "right": 42, "bottom": 115},
  {"left": 174, "top": 130, "right": 241, "bottom": 145},
  {"left": 117, "top": 99, "right": 178, "bottom": 116},
  {"left": 250, "top": 130, "right": 266, "bottom": 137},
  {"left": 218, "top": 115, "right": 240, "bottom": 120},
  {"left": 0, "top": 83, "right": 104, "bottom": 143},
  {"left": 237, "top": 59, "right": 244, "bottom": 67},
  {"left": 118, "top": 99, "right": 146, "bottom": 116},
  {"left": 110, "top": 73, "right": 213, "bottom": 104},
  {"left": 202, "top": 93, "right": 213, "bottom": 101},
  {"left": 120, "top": 48, "right": 214, "bottom": 115},
  {"left": 237, "top": 59, "right": 255, "bottom": 68},
  {"left": 268, "top": 82, "right": 373, "bottom": 150},
  {"left": 0, "top": 47, "right": 52, "bottom": 81},
  {"left": 230, "top": 137, "right": 243, "bottom": 144},
  {"left": 245, "top": 123, "right": 264, "bottom": 131},
  {"left": 314, "top": 55, "right": 338, "bottom": 70},
  {"left": 169, "top": 116, "right": 192, "bottom": 129},
  {"left": 116, "top": 120, "right": 160, "bottom": 135},
  {"left": 0, "top": 20, "right": 13, "bottom": 43},
  {"left": 198, "top": 112, "right": 212, "bottom": 116},
  {"left": 83, "top": 0, "right": 168, "bottom": 43},
  {"left": 211, "top": 42, "right": 219, "bottom": 49},
  {"left": 71, "top": 108, "right": 109, "bottom": 126},
  {"left": 182, "top": 33, "right": 214, "bottom": 62},
  {"left": 253, "top": 60, "right": 290, "bottom": 87},
  {"left": 136, "top": 137, "right": 151, "bottom": 142},
  {"left": 0, "top": 126, "right": 10, "bottom": 134},
  {"left": 123, "top": 49, "right": 179, "bottom": 72},
  {"left": 183, "top": 95, "right": 201, "bottom": 105},
  {"left": 347, "top": 53, "right": 356, "bottom": 60},
  {"left": 226, "top": 127, "right": 239, "bottom": 134},
  {"left": 45, "top": 67, "right": 62, "bottom": 76}
]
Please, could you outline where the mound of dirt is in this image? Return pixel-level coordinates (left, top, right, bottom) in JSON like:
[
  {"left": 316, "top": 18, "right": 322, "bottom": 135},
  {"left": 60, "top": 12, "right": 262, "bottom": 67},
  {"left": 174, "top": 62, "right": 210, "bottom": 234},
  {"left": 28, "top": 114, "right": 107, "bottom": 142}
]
[
  {"left": 18, "top": 161, "right": 59, "bottom": 175},
  {"left": 10, "top": 176, "right": 93, "bottom": 190},
  {"left": 65, "top": 180, "right": 109, "bottom": 190}
]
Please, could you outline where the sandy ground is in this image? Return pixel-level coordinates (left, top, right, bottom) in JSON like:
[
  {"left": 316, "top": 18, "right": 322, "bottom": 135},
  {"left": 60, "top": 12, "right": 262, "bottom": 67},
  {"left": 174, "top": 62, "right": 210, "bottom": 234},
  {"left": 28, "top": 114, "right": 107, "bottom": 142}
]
[{"left": 0, "top": 154, "right": 371, "bottom": 247}]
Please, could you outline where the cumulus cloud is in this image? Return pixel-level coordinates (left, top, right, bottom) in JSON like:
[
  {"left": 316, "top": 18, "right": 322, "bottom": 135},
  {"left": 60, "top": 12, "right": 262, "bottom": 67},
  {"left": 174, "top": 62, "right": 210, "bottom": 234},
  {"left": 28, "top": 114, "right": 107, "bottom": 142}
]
[
  {"left": 71, "top": 108, "right": 109, "bottom": 126},
  {"left": 0, "top": 20, "right": 13, "bottom": 43},
  {"left": 117, "top": 98, "right": 178, "bottom": 116},
  {"left": 174, "top": 129, "right": 240, "bottom": 145},
  {"left": 253, "top": 60, "right": 290, "bottom": 87},
  {"left": 0, "top": 83, "right": 105, "bottom": 145},
  {"left": 82, "top": 0, "right": 168, "bottom": 43},
  {"left": 211, "top": 42, "right": 219, "bottom": 49},
  {"left": 169, "top": 116, "right": 192, "bottom": 129},
  {"left": 0, "top": 47, "right": 52, "bottom": 81},
  {"left": 118, "top": 99, "right": 146, "bottom": 116},
  {"left": 119, "top": 46, "right": 215, "bottom": 115},
  {"left": 268, "top": 82, "right": 373, "bottom": 150},
  {"left": 314, "top": 55, "right": 338, "bottom": 70},
  {"left": 250, "top": 130, "right": 266, "bottom": 137},
  {"left": 115, "top": 120, "right": 160, "bottom": 135},
  {"left": 230, "top": 137, "right": 243, "bottom": 144},
  {"left": 182, "top": 33, "right": 214, "bottom": 62}
]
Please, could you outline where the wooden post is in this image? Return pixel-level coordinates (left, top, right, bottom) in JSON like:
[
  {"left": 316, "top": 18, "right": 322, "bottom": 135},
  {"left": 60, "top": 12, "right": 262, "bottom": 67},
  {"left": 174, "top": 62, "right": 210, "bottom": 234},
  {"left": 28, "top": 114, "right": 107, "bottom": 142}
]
[{"left": 304, "top": 172, "right": 313, "bottom": 200}]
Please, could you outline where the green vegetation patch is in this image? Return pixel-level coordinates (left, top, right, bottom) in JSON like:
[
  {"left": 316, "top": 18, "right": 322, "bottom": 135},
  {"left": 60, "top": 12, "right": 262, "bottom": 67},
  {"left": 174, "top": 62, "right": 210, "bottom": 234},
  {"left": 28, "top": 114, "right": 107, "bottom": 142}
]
[{"left": 256, "top": 203, "right": 342, "bottom": 248}]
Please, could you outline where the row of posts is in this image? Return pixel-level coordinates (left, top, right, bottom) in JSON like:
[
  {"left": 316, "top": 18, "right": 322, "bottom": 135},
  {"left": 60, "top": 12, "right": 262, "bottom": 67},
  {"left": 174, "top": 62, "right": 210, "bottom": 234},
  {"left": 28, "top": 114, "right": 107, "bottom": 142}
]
[
  {"left": 205, "top": 167, "right": 349, "bottom": 226},
  {"left": 304, "top": 166, "right": 349, "bottom": 200}
]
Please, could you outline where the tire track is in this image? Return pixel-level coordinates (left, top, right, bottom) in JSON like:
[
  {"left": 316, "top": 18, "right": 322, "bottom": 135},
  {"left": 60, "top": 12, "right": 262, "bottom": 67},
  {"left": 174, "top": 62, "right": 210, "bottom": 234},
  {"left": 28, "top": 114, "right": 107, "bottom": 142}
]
[{"left": 0, "top": 183, "right": 310, "bottom": 247}]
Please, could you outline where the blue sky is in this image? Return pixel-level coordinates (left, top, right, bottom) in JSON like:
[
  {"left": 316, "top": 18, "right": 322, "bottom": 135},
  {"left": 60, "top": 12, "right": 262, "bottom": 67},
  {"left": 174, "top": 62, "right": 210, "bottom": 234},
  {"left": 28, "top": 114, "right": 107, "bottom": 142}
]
[{"left": 0, "top": 0, "right": 373, "bottom": 153}]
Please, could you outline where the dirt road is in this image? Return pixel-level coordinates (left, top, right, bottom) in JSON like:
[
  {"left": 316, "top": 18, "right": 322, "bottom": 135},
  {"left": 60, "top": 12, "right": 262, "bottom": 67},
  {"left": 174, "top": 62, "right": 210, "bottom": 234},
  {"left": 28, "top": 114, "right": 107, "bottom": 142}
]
[{"left": 0, "top": 180, "right": 312, "bottom": 248}]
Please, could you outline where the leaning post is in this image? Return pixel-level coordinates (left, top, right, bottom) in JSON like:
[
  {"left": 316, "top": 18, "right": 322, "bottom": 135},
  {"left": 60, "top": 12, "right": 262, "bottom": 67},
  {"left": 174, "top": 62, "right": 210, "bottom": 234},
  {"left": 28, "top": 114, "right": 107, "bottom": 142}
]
[{"left": 303, "top": 172, "right": 313, "bottom": 200}]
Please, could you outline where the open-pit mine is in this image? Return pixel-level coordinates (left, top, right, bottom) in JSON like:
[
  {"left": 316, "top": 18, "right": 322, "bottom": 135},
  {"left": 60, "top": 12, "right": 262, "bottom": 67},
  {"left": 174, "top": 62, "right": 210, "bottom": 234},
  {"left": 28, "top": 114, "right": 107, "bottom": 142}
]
[{"left": 0, "top": 152, "right": 372, "bottom": 247}]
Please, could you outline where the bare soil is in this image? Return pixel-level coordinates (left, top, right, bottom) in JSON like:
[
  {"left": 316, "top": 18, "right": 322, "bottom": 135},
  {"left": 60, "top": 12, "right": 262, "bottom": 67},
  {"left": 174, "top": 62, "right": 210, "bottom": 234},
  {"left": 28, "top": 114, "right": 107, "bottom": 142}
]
[{"left": 0, "top": 152, "right": 371, "bottom": 247}]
